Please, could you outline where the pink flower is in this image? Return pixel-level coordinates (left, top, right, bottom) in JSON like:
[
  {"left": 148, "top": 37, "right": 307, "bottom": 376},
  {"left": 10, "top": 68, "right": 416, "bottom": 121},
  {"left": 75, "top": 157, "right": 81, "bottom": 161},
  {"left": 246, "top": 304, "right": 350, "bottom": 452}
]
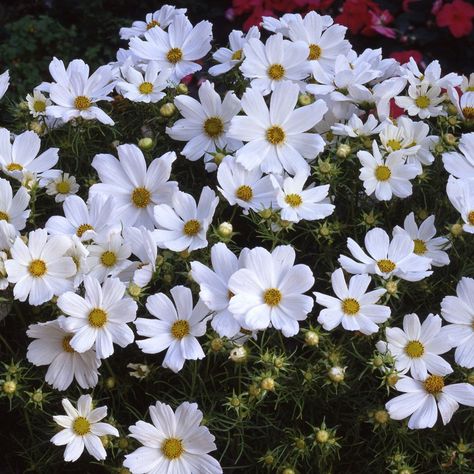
[
  {"left": 436, "top": 0, "right": 474, "bottom": 38},
  {"left": 390, "top": 50, "right": 423, "bottom": 65}
]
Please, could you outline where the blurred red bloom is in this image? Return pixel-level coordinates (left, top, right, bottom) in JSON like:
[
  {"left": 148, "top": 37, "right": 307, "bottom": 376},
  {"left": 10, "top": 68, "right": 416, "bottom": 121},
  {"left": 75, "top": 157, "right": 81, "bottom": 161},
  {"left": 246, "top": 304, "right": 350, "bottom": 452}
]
[
  {"left": 390, "top": 50, "right": 423, "bottom": 64},
  {"left": 436, "top": 0, "right": 474, "bottom": 38}
]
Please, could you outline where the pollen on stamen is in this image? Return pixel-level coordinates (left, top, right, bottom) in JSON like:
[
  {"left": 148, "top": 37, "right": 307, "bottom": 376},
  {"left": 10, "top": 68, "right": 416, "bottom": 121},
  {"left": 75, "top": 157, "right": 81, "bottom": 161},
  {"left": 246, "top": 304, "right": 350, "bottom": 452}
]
[
  {"left": 424, "top": 375, "right": 444, "bottom": 394},
  {"left": 183, "top": 219, "right": 201, "bottom": 236},
  {"left": 33, "top": 100, "right": 46, "bottom": 113},
  {"left": 72, "top": 416, "right": 91, "bottom": 436},
  {"left": 28, "top": 259, "right": 47, "bottom": 278},
  {"left": 162, "top": 437, "right": 184, "bottom": 459},
  {"left": 285, "top": 193, "right": 302, "bottom": 208},
  {"left": 266, "top": 126, "right": 285, "bottom": 145},
  {"left": 386, "top": 139, "right": 402, "bottom": 151},
  {"left": 235, "top": 185, "right": 253, "bottom": 202},
  {"left": 263, "top": 288, "right": 282, "bottom": 306},
  {"left": 131, "top": 187, "right": 151, "bottom": 208},
  {"left": 101, "top": 251, "right": 117, "bottom": 267},
  {"left": 413, "top": 239, "right": 427, "bottom": 255},
  {"left": 56, "top": 181, "right": 71, "bottom": 194},
  {"left": 341, "top": 298, "right": 360, "bottom": 315},
  {"left": 0, "top": 211, "right": 9, "bottom": 221},
  {"left": 405, "top": 340, "right": 424, "bottom": 358},
  {"left": 267, "top": 64, "right": 285, "bottom": 81},
  {"left": 167, "top": 48, "right": 183, "bottom": 64},
  {"left": 415, "top": 96, "right": 430, "bottom": 109},
  {"left": 146, "top": 19, "right": 160, "bottom": 30},
  {"left": 88, "top": 308, "right": 108, "bottom": 328},
  {"left": 203, "top": 117, "right": 224, "bottom": 138},
  {"left": 462, "top": 107, "right": 474, "bottom": 120},
  {"left": 308, "top": 44, "right": 322, "bottom": 60},
  {"left": 74, "top": 95, "right": 92, "bottom": 111},
  {"left": 377, "top": 259, "right": 396, "bottom": 273},
  {"left": 139, "top": 82, "right": 154, "bottom": 95},
  {"left": 375, "top": 165, "right": 391, "bottom": 181},
  {"left": 468, "top": 210, "right": 474, "bottom": 225},
  {"left": 171, "top": 320, "right": 190, "bottom": 339},
  {"left": 76, "top": 223, "right": 94, "bottom": 238}
]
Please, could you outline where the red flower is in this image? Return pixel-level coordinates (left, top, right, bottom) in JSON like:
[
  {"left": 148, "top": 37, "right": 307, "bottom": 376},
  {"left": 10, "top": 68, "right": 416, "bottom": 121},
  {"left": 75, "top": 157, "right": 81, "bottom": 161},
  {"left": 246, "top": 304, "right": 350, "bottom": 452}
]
[
  {"left": 389, "top": 98, "right": 405, "bottom": 120},
  {"left": 390, "top": 50, "right": 423, "bottom": 64},
  {"left": 436, "top": 0, "right": 474, "bottom": 38}
]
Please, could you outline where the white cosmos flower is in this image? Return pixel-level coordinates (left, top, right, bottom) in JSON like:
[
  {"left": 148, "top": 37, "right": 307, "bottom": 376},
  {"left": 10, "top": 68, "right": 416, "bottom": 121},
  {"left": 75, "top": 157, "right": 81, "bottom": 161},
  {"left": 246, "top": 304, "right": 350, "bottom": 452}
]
[
  {"left": 357, "top": 141, "right": 419, "bottom": 201},
  {"left": 26, "top": 318, "right": 100, "bottom": 391},
  {"left": 401, "top": 58, "right": 462, "bottom": 89},
  {"left": 154, "top": 186, "right": 218, "bottom": 252},
  {"left": 461, "top": 73, "right": 474, "bottom": 92},
  {"left": 228, "top": 245, "right": 314, "bottom": 337},
  {"left": 0, "top": 178, "right": 30, "bottom": 233},
  {"left": 123, "top": 401, "right": 222, "bottom": 474},
  {"left": 228, "top": 82, "right": 327, "bottom": 176},
  {"left": 46, "top": 194, "right": 119, "bottom": 241},
  {"left": 51, "top": 395, "right": 119, "bottom": 462},
  {"left": 339, "top": 227, "right": 432, "bottom": 282},
  {"left": 287, "top": 11, "right": 350, "bottom": 71},
  {"left": 130, "top": 14, "right": 212, "bottom": 83},
  {"left": 382, "top": 313, "right": 452, "bottom": 380},
  {"left": 0, "top": 70, "right": 9, "bottom": 99},
  {"left": 66, "top": 235, "right": 89, "bottom": 288},
  {"left": 45, "top": 172, "right": 79, "bottom": 203},
  {"left": 166, "top": 80, "right": 241, "bottom": 162},
  {"left": 26, "top": 89, "right": 51, "bottom": 117},
  {"left": 240, "top": 33, "right": 309, "bottom": 95},
  {"left": 331, "top": 113, "right": 382, "bottom": 138},
  {"left": 314, "top": 268, "right": 390, "bottom": 335},
  {"left": 191, "top": 243, "right": 248, "bottom": 338},
  {"left": 91, "top": 145, "right": 177, "bottom": 229},
  {"left": 5, "top": 229, "right": 76, "bottom": 305},
  {"left": 117, "top": 62, "right": 172, "bottom": 103},
  {"left": 274, "top": 172, "right": 334, "bottom": 223},
  {"left": 86, "top": 231, "right": 132, "bottom": 282},
  {"left": 446, "top": 177, "right": 474, "bottom": 233},
  {"left": 119, "top": 5, "right": 187, "bottom": 39},
  {"left": 395, "top": 83, "right": 445, "bottom": 119},
  {"left": 262, "top": 13, "right": 309, "bottom": 36},
  {"left": 135, "top": 286, "right": 210, "bottom": 373},
  {"left": 441, "top": 277, "right": 474, "bottom": 368},
  {"left": 216, "top": 156, "right": 276, "bottom": 214},
  {"left": 209, "top": 27, "right": 260, "bottom": 76},
  {"left": 0, "top": 129, "right": 59, "bottom": 183},
  {"left": 386, "top": 374, "right": 474, "bottom": 429},
  {"left": 58, "top": 276, "right": 137, "bottom": 359},
  {"left": 46, "top": 58, "right": 115, "bottom": 125},
  {"left": 442, "top": 132, "right": 474, "bottom": 179},
  {"left": 447, "top": 89, "right": 474, "bottom": 121},
  {"left": 393, "top": 212, "right": 450, "bottom": 267}
]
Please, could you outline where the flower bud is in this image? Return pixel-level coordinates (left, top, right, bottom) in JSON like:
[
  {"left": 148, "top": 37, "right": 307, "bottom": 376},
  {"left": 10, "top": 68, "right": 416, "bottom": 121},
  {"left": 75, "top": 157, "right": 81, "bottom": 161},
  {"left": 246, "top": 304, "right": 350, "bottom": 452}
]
[
  {"left": 213, "top": 152, "right": 226, "bottom": 165},
  {"left": 304, "top": 330, "right": 319, "bottom": 346},
  {"left": 450, "top": 223, "right": 463, "bottom": 237},
  {"left": 298, "top": 93, "right": 313, "bottom": 106},
  {"left": 2, "top": 380, "right": 16, "bottom": 394},
  {"left": 260, "top": 377, "right": 275, "bottom": 391},
  {"left": 210, "top": 338, "right": 224, "bottom": 352},
  {"left": 315, "top": 429, "right": 330, "bottom": 443},
  {"left": 328, "top": 366, "right": 345, "bottom": 383},
  {"left": 374, "top": 409, "right": 389, "bottom": 424},
  {"left": 217, "top": 222, "right": 233, "bottom": 239},
  {"left": 336, "top": 143, "right": 351, "bottom": 158},
  {"left": 177, "top": 83, "right": 189, "bottom": 94},
  {"left": 138, "top": 137, "right": 154, "bottom": 151},
  {"left": 229, "top": 346, "right": 248, "bottom": 363},
  {"left": 160, "top": 102, "right": 176, "bottom": 117}
]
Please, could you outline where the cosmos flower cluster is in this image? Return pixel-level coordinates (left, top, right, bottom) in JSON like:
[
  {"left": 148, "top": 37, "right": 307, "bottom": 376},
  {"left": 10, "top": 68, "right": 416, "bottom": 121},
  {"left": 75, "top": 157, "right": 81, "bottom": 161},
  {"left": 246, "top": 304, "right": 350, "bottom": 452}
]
[{"left": 0, "top": 5, "right": 473, "bottom": 473}]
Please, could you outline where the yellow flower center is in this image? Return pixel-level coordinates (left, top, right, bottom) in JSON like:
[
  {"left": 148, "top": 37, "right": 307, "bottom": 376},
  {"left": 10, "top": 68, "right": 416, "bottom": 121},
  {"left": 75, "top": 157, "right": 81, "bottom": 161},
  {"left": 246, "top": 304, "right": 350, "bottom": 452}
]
[
  {"left": 263, "top": 288, "right": 282, "bottom": 306},
  {"left": 131, "top": 187, "right": 151, "bottom": 208},
  {"left": 0, "top": 211, "right": 9, "bottom": 221},
  {"left": 76, "top": 223, "right": 94, "bottom": 238},
  {"left": 284, "top": 193, "right": 302, "bottom": 208},
  {"left": 266, "top": 125, "right": 285, "bottom": 145},
  {"left": 235, "top": 185, "right": 253, "bottom": 202},
  {"left": 231, "top": 49, "right": 243, "bottom": 60},
  {"left": 167, "top": 48, "right": 183, "bottom": 64},
  {"left": 88, "top": 308, "right": 108, "bottom": 328},
  {"left": 405, "top": 340, "right": 424, "bottom": 358},
  {"left": 171, "top": 320, "right": 190, "bottom": 339},
  {"left": 386, "top": 139, "right": 402, "bottom": 151},
  {"left": 467, "top": 86, "right": 474, "bottom": 92},
  {"left": 377, "top": 259, "right": 396, "bottom": 273},
  {"left": 415, "top": 95, "right": 430, "bottom": 109},
  {"left": 413, "top": 239, "right": 427, "bottom": 255},
  {"left": 463, "top": 107, "right": 474, "bottom": 120},
  {"left": 28, "top": 259, "right": 47, "bottom": 277},
  {"left": 33, "top": 100, "right": 46, "bottom": 113},
  {"left": 183, "top": 219, "right": 201, "bottom": 236},
  {"left": 203, "top": 117, "right": 224, "bottom": 138},
  {"left": 308, "top": 44, "right": 322, "bottom": 60},
  {"left": 74, "top": 95, "right": 92, "bottom": 110},
  {"left": 341, "top": 298, "right": 360, "bottom": 315},
  {"left": 6, "top": 163, "right": 23, "bottom": 172},
  {"left": 468, "top": 210, "right": 474, "bottom": 225},
  {"left": 424, "top": 375, "right": 444, "bottom": 394},
  {"left": 100, "top": 251, "right": 117, "bottom": 267},
  {"left": 72, "top": 416, "right": 91, "bottom": 436},
  {"left": 56, "top": 180, "right": 71, "bottom": 194},
  {"left": 267, "top": 64, "right": 285, "bottom": 80},
  {"left": 146, "top": 20, "right": 160, "bottom": 30},
  {"left": 375, "top": 165, "right": 391, "bottom": 181},
  {"left": 62, "top": 335, "right": 75, "bottom": 353},
  {"left": 139, "top": 82, "right": 154, "bottom": 94},
  {"left": 161, "top": 438, "right": 184, "bottom": 460}
]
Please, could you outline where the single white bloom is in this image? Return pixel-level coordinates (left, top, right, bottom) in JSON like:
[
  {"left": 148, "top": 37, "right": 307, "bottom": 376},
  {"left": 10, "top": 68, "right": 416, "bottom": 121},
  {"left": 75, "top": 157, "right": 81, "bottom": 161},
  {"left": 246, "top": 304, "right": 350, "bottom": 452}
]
[
  {"left": 442, "top": 132, "right": 474, "bottom": 179},
  {"left": 261, "top": 13, "right": 310, "bottom": 36},
  {"left": 383, "top": 313, "right": 452, "bottom": 380},
  {"left": 314, "top": 268, "right": 390, "bottom": 335},
  {"left": 91, "top": 145, "right": 178, "bottom": 229},
  {"left": 51, "top": 395, "right": 119, "bottom": 462},
  {"left": 331, "top": 113, "right": 382, "bottom": 138},
  {"left": 46, "top": 194, "right": 119, "bottom": 241},
  {"left": 357, "top": 141, "right": 419, "bottom": 201},
  {"left": 395, "top": 83, "right": 445, "bottom": 119},
  {"left": 58, "top": 276, "right": 137, "bottom": 359},
  {"left": 26, "top": 318, "right": 101, "bottom": 390},
  {"left": 339, "top": 227, "right": 432, "bottom": 282},
  {"left": 0, "top": 129, "right": 59, "bottom": 184},
  {"left": 240, "top": 33, "right": 309, "bottom": 95},
  {"left": 0, "top": 70, "right": 9, "bottom": 99},
  {"left": 135, "top": 285, "right": 210, "bottom": 373},
  {"left": 5, "top": 229, "right": 75, "bottom": 305},
  {"left": 446, "top": 176, "right": 474, "bottom": 233},
  {"left": 130, "top": 14, "right": 212, "bottom": 83},
  {"left": 393, "top": 212, "right": 450, "bottom": 267},
  {"left": 386, "top": 374, "right": 474, "bottom": 429},
  {"left": 447, "top": 89, "right": 474, "bottom": 121},
  {"left": 401, "top": 58, "right": 462, "bottom": 89},
  {"left": 209, "top": 27, "right": 260, "bottom": 76},
  {"left": 228, "top": 81, "right": 327, "bottom": 176},
  {"left": 46, "top": 58, "right": 115, "bottom": 125},
  {"left": 228, "top": 245, "right": 314, "bottom": 337},
  {"left": 154, "top": 186, "right": 218, "bottom": 252},
  {"left": 117, "top": 62, "right": 172, "bottom": 103},
  {"left": 123, "top": 401, "right": 222, "bottom": 474},
  {"left": 216, "top": 156, "right": 276, "bottom": 214},
  {"left": 441, "top": 277, "right": 474, "bottom": 368},
  {"left": 119, "top": 5, "right": 187, "bottom": 39},
  {"left": 0, "top": 177, "right": 30, "bottom": 232},
  {"left": 45, "top": 172, "right": 79, "bottom": 203},
  {"left": 26, "top": 89, "right": 51, "bottom": 117},
  {"left": 274, "top": 172, "right": 334, "bottom": 223},
  {"left": 166, "top": 80, "right": 241, "bottom": 162}
]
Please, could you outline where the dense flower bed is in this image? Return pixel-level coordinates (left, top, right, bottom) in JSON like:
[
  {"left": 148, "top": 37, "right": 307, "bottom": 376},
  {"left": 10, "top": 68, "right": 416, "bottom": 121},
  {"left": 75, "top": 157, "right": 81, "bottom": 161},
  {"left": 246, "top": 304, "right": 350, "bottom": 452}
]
[{"left": 0, "top": 4, "right": 474, "bottom": 473}]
